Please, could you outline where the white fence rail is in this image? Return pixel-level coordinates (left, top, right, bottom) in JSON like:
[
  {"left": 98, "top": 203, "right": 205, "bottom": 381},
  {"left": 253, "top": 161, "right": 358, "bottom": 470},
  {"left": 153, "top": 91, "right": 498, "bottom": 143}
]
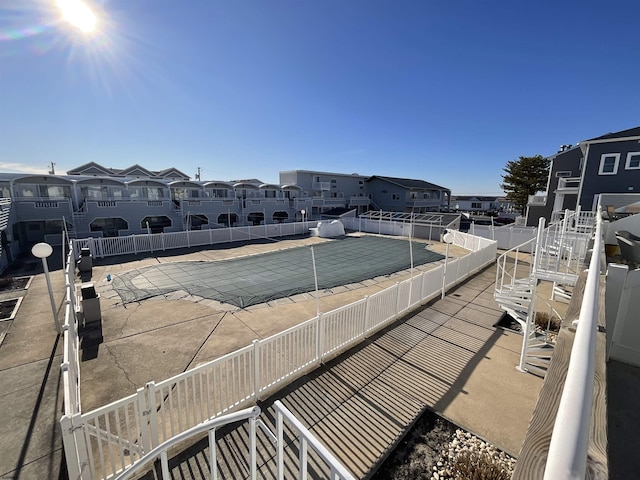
[
  {"left": 72, "top": 222, "right": 309, "bottom": 259},
  {"left": 275, "top": 401, "right": 356, "bottom": 480},
  {"left": 115, "top": 406, "right": 262, "bottom": 480},
  {"left": 470, "top": 224, "right": 537, "bottom": 252},
  {"left": 62, "top": 230, "right": 497, "bottom": 479},
  {"left": 543, "top": 208, "right": 602, "bottom": 479},
  {"left": 60, "top": 241, "right": 84, "bottom": 479}
]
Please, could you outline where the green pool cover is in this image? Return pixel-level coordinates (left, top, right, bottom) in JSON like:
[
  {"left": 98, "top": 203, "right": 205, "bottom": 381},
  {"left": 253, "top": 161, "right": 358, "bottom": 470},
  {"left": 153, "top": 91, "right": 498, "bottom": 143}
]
[{"left": 112, "top": 236, "right": 444, "bottom": 308}]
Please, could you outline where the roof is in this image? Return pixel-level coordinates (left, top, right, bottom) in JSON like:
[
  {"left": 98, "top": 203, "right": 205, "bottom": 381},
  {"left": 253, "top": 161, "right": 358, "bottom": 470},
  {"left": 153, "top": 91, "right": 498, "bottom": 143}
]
[
  {"left": 584, "top": 126, "right": 640, "bottom": 142},
  {"left": 366, "top": 175, "right": 449, "bottom": 191},
  {"left": 67, "top": 162, "right": 191, "bottom": 180}
]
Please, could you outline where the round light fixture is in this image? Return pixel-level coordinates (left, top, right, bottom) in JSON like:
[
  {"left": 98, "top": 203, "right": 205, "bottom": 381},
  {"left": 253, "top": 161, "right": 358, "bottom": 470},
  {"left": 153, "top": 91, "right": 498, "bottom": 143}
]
[{"left": 32, "top": 242, "right": 53, "bottom": 259}]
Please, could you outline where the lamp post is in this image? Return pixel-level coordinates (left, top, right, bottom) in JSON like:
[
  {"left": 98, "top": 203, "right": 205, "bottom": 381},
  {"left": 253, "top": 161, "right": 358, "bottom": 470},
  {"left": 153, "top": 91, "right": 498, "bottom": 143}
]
[
  {"left": 32, "top": 242, "right": 61, "bottom": 334},
  {"left": 301, "top": 209, "right": 306, "bottom": 233},
  {"left": 441, "top": 231, "right": 453, "bottom": 299}
]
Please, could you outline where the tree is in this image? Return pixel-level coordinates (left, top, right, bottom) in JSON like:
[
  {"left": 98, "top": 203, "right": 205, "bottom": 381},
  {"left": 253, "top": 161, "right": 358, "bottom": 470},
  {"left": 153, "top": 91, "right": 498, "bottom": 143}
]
[{"left": 500, "top": 155, "right": 550, "bottom": 215}]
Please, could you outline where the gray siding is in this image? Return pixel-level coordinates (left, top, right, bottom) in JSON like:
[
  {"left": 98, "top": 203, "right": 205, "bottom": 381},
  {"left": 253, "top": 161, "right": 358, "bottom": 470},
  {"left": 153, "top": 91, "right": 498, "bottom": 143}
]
[{"left": 580, "top": 139, "right": 640, "bottom": 210}]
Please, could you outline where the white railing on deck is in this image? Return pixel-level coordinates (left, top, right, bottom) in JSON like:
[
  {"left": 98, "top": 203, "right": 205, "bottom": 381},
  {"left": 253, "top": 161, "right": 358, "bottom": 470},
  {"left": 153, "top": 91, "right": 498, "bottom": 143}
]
[
  {"left": 59, "top": 240, "right": 84, "bottom": 480},
  {"left": 63, "top": 230, "right": 497, "bottom": 479},
  {"left": 275, "top": 401, "right": 356, "bottom": 480},
  {"left": 115, "top": 406, "right": 261, "bottom": 480},
  {"left": 543, "top": 208, "right": 602, "bottom": 480},
  {"left": 495, "top": 236, "right": 536, "bottom": 296}
]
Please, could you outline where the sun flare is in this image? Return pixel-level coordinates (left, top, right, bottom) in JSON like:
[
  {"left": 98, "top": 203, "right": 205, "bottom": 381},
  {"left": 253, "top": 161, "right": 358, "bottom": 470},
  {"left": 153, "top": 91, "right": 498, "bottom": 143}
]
[{"left": 56, "top": 0, "right": 97, "bottom": 33}]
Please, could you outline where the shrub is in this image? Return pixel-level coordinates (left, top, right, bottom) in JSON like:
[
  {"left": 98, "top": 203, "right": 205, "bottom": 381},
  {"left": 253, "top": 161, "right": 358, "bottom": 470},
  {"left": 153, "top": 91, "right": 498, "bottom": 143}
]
[
  {"left": 452, "top": 450, "right": 510, "bottom": 480},
  {"left": 535, "top": 311, "right": 561, "bottom": 332}
]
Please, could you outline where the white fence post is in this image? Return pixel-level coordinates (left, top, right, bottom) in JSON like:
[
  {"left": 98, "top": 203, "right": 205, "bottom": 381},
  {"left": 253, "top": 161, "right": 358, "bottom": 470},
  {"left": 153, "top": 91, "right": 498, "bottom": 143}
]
[
  {"left": 145, "top": 381, "right": 159, "bottom": 447},
  {"left": 316, "top": 314, "right": 324, "bottom": 364},
  {"left": 362, "top": 295, "right": 370, "bottom": 337},
  {"left": 394, "top": 283, "right": 401, "bottom": 319},
  {"left": 252, "top": 339, "right": 261, "bottom": 399},
  {"left": 136, "top": 386, "right": 153, "bottom": 453},
  {"left": 60, "top": 413, "right": 92, "bottom": 480}
]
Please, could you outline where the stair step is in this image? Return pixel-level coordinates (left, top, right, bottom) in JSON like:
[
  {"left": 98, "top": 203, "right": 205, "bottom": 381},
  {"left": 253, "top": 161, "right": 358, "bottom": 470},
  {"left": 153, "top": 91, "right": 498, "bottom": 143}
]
[
  {"left": 526, "top": 356, "right": 551, "bottom": 368},
  {"left": 523, "top": 363, "right": 547, "bottom": 378},
  {"left": 496, "top": 300, "right": 530, "bottom": 314},
  {"left": 526, "top": 346, "right": 554, "bottom": 358}
]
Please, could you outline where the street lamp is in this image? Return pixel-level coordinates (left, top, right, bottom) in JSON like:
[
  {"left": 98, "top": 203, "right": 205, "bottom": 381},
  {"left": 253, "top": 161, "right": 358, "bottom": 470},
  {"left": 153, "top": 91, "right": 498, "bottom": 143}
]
[
  {"left": 32, "top": 242, "right": 61, "bottom": 334},
  {"left": 441, "top": 230, "right": 454, "bottom": 299},
  {"left": 301, "top": 209, "right": 306, "bottom": 232}
]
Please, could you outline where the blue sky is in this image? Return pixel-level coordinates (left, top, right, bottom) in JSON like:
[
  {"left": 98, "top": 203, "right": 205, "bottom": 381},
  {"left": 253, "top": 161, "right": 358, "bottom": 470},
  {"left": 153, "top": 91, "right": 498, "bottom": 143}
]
[{"left": 1, "top": 1, "right": 639, "bottom": 195}]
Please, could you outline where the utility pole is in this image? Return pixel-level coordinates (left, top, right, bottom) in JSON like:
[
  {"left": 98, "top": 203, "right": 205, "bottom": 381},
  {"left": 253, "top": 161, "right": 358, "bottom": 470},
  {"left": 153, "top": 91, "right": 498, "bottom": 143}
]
[
  {"left": 48, "top": 162, "right": 55, "bottom": 175},
  {"left": 195, "top": 166, "right": 201, "bottom": 181}
]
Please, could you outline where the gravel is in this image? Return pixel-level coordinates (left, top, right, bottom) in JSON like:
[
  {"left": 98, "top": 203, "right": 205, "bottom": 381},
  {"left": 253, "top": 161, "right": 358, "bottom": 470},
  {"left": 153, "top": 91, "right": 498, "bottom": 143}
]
[{"left": 372, "top": 410, "right": 516, "bottom": 480}]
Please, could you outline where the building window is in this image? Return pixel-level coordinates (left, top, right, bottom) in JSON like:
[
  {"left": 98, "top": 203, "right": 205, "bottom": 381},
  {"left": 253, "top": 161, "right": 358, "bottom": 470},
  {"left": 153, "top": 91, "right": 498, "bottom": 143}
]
[
  {"left": 625, "top": 152, "right": 640, "bottom": 170},
  {"left": 392, "top": 194, "right": 400, "bottom": 200},
  {"left": 598, "top": 154, "right": 620, "bottom": 175},
  {"left": 471, "top": 202, "right": 482, "bottom": 209},
  {"left": 555, "top": 171, "right": 572, "bottom": 177}
]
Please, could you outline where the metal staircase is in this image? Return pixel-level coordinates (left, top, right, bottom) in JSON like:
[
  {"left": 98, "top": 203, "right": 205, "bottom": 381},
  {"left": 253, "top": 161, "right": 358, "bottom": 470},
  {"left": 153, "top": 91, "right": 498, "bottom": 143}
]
[{"left": 495, "top": 209, "right": 596, "bottom": 377}]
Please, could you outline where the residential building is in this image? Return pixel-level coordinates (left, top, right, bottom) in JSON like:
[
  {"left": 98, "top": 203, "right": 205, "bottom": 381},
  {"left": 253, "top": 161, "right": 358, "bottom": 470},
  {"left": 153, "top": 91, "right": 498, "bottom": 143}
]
[
  {"left": 365, "top": 176, "right": 451, "bottom": 213},
  {"left": 527, "top": 126, "right": 640, "bottom": 226},
  {"left": 0, "top": 164, "right": 450, "bottom": 260},
  {"left": 452, "top": 196, "right": 500, "bottom": 213}
]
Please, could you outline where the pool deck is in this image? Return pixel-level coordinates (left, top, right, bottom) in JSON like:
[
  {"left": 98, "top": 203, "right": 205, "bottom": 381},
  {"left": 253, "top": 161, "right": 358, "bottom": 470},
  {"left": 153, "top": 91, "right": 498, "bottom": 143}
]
[{"left": 5, "top": 232, "right": 630, "bottom": 479}]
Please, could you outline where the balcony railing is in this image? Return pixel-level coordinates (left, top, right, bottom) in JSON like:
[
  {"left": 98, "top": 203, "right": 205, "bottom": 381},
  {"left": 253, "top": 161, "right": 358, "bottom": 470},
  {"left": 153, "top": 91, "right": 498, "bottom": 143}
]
[
  {"left": 312, "top": 181, "right": 331, "bottom": 191},
  {"left": 527, "top": 195, "right": 547, "bottom": 206},
  {"left": 557, "top": 177, "right": 581, "bottom": 192}
]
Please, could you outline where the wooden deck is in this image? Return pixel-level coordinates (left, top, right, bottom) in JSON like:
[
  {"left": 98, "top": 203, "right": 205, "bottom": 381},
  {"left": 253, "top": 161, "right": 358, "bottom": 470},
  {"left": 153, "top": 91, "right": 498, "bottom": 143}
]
[{"left": 138, "top": 265, "right": 543, "bottom": 479}]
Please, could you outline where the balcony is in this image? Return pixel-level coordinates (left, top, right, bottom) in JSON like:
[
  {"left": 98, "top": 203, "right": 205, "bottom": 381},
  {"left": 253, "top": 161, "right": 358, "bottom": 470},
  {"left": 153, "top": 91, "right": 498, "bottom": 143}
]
[
  {"left": 405, "top": 199, "right": 441, "bottom": 209},
  {"left": 556, "top": 177, "right": 580, "bottom": 194},
  {"left": 527, "top": 195, "right": 547, "bottom": 207},
  {"left": 348, "top": 197, "right": 370, "bottom": 207},
  {"left": 312, "top": 181, "right": 331, "bottom": 192}
]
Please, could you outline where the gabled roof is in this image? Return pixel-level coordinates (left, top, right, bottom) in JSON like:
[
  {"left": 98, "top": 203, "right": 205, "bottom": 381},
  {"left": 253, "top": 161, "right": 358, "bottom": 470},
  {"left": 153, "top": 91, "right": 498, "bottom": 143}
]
[
  {"left": 366, "top": 175, "right": 449, "bottom": 192},
  {"left": 118, "top": 164, "right": 156, "bottom": 177},
  {"left": 585, "top": 126, "right": 640, "bottom": 142},
  {"left": 157, "top": 167, "right": 190, "bottom": 180},
  {"left": 67, "top": 162, "right": 114, "bottom": 176}
]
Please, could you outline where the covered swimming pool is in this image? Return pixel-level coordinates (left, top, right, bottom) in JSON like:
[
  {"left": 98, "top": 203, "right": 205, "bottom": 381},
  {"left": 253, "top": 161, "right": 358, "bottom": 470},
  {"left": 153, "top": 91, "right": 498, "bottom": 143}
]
[{"left": 111, "top": 235, "right": 445, "bottom": 308}]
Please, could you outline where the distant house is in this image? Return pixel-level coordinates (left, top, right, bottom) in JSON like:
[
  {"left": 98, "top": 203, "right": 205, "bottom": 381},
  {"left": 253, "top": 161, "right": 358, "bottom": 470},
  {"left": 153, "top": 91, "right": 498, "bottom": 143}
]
[
  {"left": 527, "top": 126, "right": 640, "bottom": 226},
  {"left": 452, "top": 196, "right": 500, "bottom": 213},
  {"left": 279, "top": 171, "right": 451, "bottom": 215},
  {"left": 365, "top": 176, "right": 451, "bottom": 213}
]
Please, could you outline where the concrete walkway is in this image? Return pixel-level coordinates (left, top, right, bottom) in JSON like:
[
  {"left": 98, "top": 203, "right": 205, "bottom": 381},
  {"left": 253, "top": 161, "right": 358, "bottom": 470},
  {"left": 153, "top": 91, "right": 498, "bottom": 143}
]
[{"left": 0, "top": 254, "right": 67, "bottom": 480}]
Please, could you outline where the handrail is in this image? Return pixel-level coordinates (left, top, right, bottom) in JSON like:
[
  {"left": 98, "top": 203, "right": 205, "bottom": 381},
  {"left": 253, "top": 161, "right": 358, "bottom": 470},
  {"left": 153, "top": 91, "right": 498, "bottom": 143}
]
[
  {"left": 543, "top": 208, "right": 602, "bottom": 479},
  {"left": 114, "top": 406, "right": 261, "bottom": 480},
  {"left": 274, "top": 401, "right": 356, "bottom": 480}
]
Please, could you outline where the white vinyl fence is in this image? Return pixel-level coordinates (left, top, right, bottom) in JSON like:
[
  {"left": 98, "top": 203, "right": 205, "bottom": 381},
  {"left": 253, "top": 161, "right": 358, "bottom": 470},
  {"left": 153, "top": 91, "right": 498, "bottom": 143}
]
[
  {"left": 471, "top": 224, "right": 537, "bottom": 252},
  {"left": 61, "top": 229, "right": 497, "bottom": 480},
  {"left": 72, "top": 222, "right": 309, "bottom": 259}
]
